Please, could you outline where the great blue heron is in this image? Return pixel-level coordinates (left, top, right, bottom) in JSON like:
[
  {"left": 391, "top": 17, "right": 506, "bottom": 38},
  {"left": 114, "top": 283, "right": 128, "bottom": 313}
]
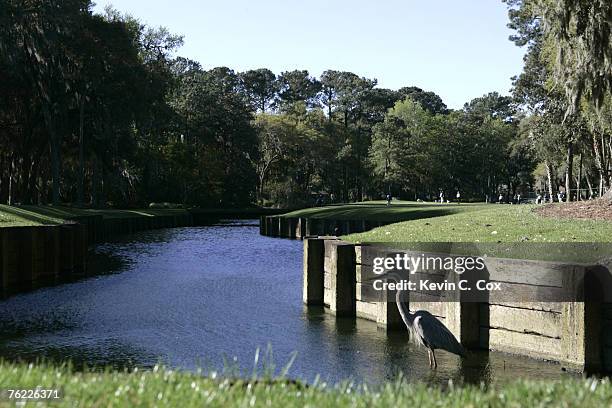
[{"left": 374, "top": 271, "right": 466, "bottom": 368}]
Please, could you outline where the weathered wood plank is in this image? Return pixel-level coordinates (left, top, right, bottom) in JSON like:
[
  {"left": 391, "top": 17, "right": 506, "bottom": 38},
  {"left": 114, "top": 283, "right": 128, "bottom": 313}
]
[
  {"left": 410, "top": 301, "right": 446, "bottom": 318},
  {"left": 488, "top": 301, "right": 562, "bottom": 313},
  {"left": 408, "top": 291, "right": 446, "bottom": 302},
  {"left": 481, "top": 327, "right": 562, "bottom": 359},
  {"left": 323, "top": 272, "right": 331, "bottom": 289},
  {"left": 484, "top": 257, "right": 580, "bottom": 287},
  {"left": 356, "top": 300, "right": 378, "bottom": 321},
  {"left": 486, "top": 281, "right": 567, "bottom": 303},
  {"left": 480, "top": 304, "right": 561, "bottom": 338}
]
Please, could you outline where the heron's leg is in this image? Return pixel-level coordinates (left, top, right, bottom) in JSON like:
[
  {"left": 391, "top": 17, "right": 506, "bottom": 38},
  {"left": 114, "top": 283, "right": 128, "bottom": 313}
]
[{"left": 432, "top": 350, "right": 437, "bottom": 369}]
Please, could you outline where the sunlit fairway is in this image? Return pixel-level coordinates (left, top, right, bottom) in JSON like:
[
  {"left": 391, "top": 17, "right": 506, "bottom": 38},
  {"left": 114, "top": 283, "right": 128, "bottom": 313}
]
[
  {"left": 279, "top": 201, "right": 612, "bottom": 243},
  {"left": 345, "top": 204, "right": 612, "bottom": 243},
  {"left": 282, "top": 200, "right": 488, "bottom": 222}
]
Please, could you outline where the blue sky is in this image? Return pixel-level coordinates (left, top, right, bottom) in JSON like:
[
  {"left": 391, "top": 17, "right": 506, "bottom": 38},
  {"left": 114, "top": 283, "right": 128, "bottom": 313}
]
[{"left": 92, "top": 1, "right": 525, "bottom": 110}]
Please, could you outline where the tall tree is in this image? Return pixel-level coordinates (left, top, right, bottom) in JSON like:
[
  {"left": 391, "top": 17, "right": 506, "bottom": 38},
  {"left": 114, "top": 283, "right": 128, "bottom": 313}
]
[{"left": 240, "top": 68, "right": 278, "bottom": 113}]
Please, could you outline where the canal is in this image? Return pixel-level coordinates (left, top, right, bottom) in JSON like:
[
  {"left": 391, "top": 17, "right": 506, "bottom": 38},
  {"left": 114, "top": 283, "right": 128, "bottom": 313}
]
[{"left": 0, "top": 221, "right": 572, "bottom": 386}]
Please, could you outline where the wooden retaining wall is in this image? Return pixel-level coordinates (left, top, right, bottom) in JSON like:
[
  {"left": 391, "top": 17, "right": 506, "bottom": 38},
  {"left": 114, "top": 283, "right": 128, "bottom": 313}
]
[
  {"left": 0, "top": 223, "right": 87, "bottom": 296},
  {"left": 1, "top": 208, "right": 285, "bottom": 298},
  {"left": 260, "top": 215, "right": 385, "bottom": 239},
  {"left": 1, "top": 211, "right": 193, "bottom": 297},
  {"left": 303, "top": 237, "right": 610, "bottom": 372}
]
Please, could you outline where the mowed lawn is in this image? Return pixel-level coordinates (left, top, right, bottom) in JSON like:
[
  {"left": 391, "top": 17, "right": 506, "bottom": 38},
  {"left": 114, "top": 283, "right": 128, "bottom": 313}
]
[
  {"left": 0, "top": 204, "right": 191, "bottom": 228},
  {"left": 280, "top": 201, "right": 612, "bottom": 243},
  {"left": 282, "top": 200, "right": 488, "bottom": 223},
  {"left": 346, "top": 204, "right": 612, "bottom": 243}
]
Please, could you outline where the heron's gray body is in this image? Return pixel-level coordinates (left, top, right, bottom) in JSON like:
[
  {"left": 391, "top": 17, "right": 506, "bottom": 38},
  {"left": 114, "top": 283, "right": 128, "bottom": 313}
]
[{"left": 395, "top": 289, "right": 466, "bottom": 366}]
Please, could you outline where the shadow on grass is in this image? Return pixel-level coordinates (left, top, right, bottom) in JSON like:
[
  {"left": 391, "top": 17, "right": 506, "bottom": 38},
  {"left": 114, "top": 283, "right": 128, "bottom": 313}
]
[
  {"left": 288, "top": 203, "right": 486, "bottom": 223},
  {"left": 0, "top": 205, "right": 65, "bottom": 225}
]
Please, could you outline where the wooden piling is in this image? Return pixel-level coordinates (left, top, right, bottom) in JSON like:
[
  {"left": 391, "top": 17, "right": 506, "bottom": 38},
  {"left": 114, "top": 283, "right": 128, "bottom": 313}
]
[
  {"left": 324, "top": 240, "right": 356, "bottom": 316},
  {"left": 303, "top": 238, "right": 325, "bottom": 305},
  {"left": 560, "top": 265, "right": 601, "bottom": 372}
]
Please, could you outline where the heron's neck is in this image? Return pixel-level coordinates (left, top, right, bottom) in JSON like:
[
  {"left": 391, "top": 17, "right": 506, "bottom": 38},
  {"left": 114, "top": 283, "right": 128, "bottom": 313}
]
[{"left": 395, "top": 288, "right": 414, "bottom": 326}]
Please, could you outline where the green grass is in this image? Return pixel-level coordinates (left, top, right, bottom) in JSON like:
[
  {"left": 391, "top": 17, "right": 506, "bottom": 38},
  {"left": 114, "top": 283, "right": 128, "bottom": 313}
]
[
  {"left": 345, "top": 204, "right": 612, "bottom": 243},
  {"left": 0, "top": 362, "right": 610, "bottom": 407},
  {"left": 0, "top": 205, "right": 192, "bottom": 228},
  {"left": 0, "top": 205, "right": 67, "bottom": 227},
  {"left": 282, "top": 200, "right": 488, "bottom": 222}
]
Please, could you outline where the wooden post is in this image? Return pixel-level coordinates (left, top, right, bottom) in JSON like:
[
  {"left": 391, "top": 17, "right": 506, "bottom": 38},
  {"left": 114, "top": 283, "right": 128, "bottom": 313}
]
[
  {"left": 561, "top": 265, "right": 601, "bottom": 372},
  {"left": 324, "top": 240, "right": 355, "bottom": 316},
  {"left": 59, "top": 224, "right": 75, "bottom": 275},
  {"left": 278, "top": 217, "right": 287, "bottom": 238},
  {"left": 287, "top": 218, "right": 297, "bottom": 238},
  {"left": 73, "top": 224, "right": 88, "bottom": 274},
  {"left": 296, "top": 218, "right": 306, "bottom": 239},
  {"left": 377, "top": 287, "right": 404, "bottom": 330},
  {"left": 444, "top": 268, "right": 480, "bottom": 348},
  {"left": 303, "top": 238, "right": 325, "bottom": 305}
]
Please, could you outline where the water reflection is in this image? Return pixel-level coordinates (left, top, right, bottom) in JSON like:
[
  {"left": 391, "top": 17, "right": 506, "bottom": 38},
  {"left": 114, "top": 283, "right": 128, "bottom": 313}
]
[{"left": 0, "top": 221, "right": 574, "bottom": 386}]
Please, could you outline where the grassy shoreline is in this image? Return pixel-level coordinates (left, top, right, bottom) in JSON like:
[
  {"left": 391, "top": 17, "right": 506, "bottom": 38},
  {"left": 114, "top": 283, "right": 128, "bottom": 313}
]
[
  {"left": 0, "top": 205, "right": 285, "bottom": 228},
  {"left": 280, "top": 201, "right": 612, "bottom": 243},
  {"left": 0, "top": 362, "right": 610, "bottom": 407}
]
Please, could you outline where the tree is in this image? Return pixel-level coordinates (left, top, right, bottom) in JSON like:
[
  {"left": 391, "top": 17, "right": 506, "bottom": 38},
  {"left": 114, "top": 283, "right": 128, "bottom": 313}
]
[
  {"left": 397, "top": 87, "right": 448, "bottom": 115},
  {"left": 240, "top": 68, "right": 278, "bottom": 113},
  {"left": 277, "top": 70, "right": 321, "bottom": 111},
  {"left": 537, "top": 0, "right": 612, "bottom": 112}
]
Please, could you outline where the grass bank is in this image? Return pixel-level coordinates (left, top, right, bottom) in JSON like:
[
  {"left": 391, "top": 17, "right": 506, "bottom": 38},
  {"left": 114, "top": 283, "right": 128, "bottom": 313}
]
[
  {"left": 0, "top": 205, "right": 192, "bottom": 228},
  {"left": 0, "top": 205, "right": 284, "bottom": 228},
  {"left": 0, "top": 362, "right": 610, "bottom": 407},
  {"left": 344, "top": 204, "right": 612, "bottom": 243},
  {"left": 278, "top": 201, "right": 612, "bottom": 243},
  {"left": 281, "top": 200, "right": 487, "bottom": 223}
]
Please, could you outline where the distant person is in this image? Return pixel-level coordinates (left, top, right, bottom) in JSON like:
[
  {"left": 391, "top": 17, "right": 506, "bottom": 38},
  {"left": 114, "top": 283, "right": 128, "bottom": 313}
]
[
  {"left": 516, "top": 193, "right": 521, "bottom": 204},
  {"left": 536, "top": 193, "right": 542, "bottom": 204},
  {"left": 386, "top": 193, "right": 392, "bottom": 206},
  {"left": 498, "top": 193, "right": 503, "bottom": 203},
  {"left": 330, "top": 193, "right": 335, "bottom": 203},
  {"left": 439, "top": 191, "right": 444, "bottom": 203},
  {"left": 456, "top": 191, "right": 461, "bottom": 204},
  {"left": 557, "top": 192, "right": 562, "bottom": 202}
]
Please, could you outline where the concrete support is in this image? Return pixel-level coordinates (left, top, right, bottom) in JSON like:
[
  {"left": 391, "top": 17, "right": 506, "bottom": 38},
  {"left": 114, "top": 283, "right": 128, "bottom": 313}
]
[
  {"left": 303, "top": 238, "right": 325, "bottom": 305},
  {"left": 560, "top": 266, "right": 601, "bottom": 372},
  {"left": 377, "top": 288, "right": 404, "bottom": 330},
  {"left": 444, "top": 270, "right": 480, "bottom": 348},
  {"left": 324, "top": 240, "right": 355, "bottom": 316}
]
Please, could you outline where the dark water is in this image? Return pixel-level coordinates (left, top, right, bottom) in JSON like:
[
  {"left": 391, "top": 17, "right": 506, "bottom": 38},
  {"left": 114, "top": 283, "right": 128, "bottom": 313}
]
[{"left": 0, "top": 221, "right": 574, "bottom": 386}]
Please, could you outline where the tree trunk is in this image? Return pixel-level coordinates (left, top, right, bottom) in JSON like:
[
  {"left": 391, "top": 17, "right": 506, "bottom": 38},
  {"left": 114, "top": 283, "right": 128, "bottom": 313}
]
[
  {"left": 586, "top": 173, "right": 594, "bottom": 198},
  {"left": 7, "top": 157, "right": 14, "bottom": 205},
  {"left": 42, "top": 106, "right": 61, "bottom": 205},
  {"left": 77, "top": 98, "right": 85, "bottom": 207},
  {"left": 565, "top": 142, "right": 573, "bottom": 202},
  {"left": 92, "top": 156, "right": 100, "bottom": 208},
  {"left": 576, "top": 153, "right": 582, "bottom": 200},
  {"left": 545, "top": 159, "right": 554, "bottom": 202}
]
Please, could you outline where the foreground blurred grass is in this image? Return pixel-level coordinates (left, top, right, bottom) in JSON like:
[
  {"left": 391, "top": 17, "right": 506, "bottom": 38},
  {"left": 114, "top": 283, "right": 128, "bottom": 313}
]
[{"left": 1, "top": 362, "right": 611, "bottom": 407}]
